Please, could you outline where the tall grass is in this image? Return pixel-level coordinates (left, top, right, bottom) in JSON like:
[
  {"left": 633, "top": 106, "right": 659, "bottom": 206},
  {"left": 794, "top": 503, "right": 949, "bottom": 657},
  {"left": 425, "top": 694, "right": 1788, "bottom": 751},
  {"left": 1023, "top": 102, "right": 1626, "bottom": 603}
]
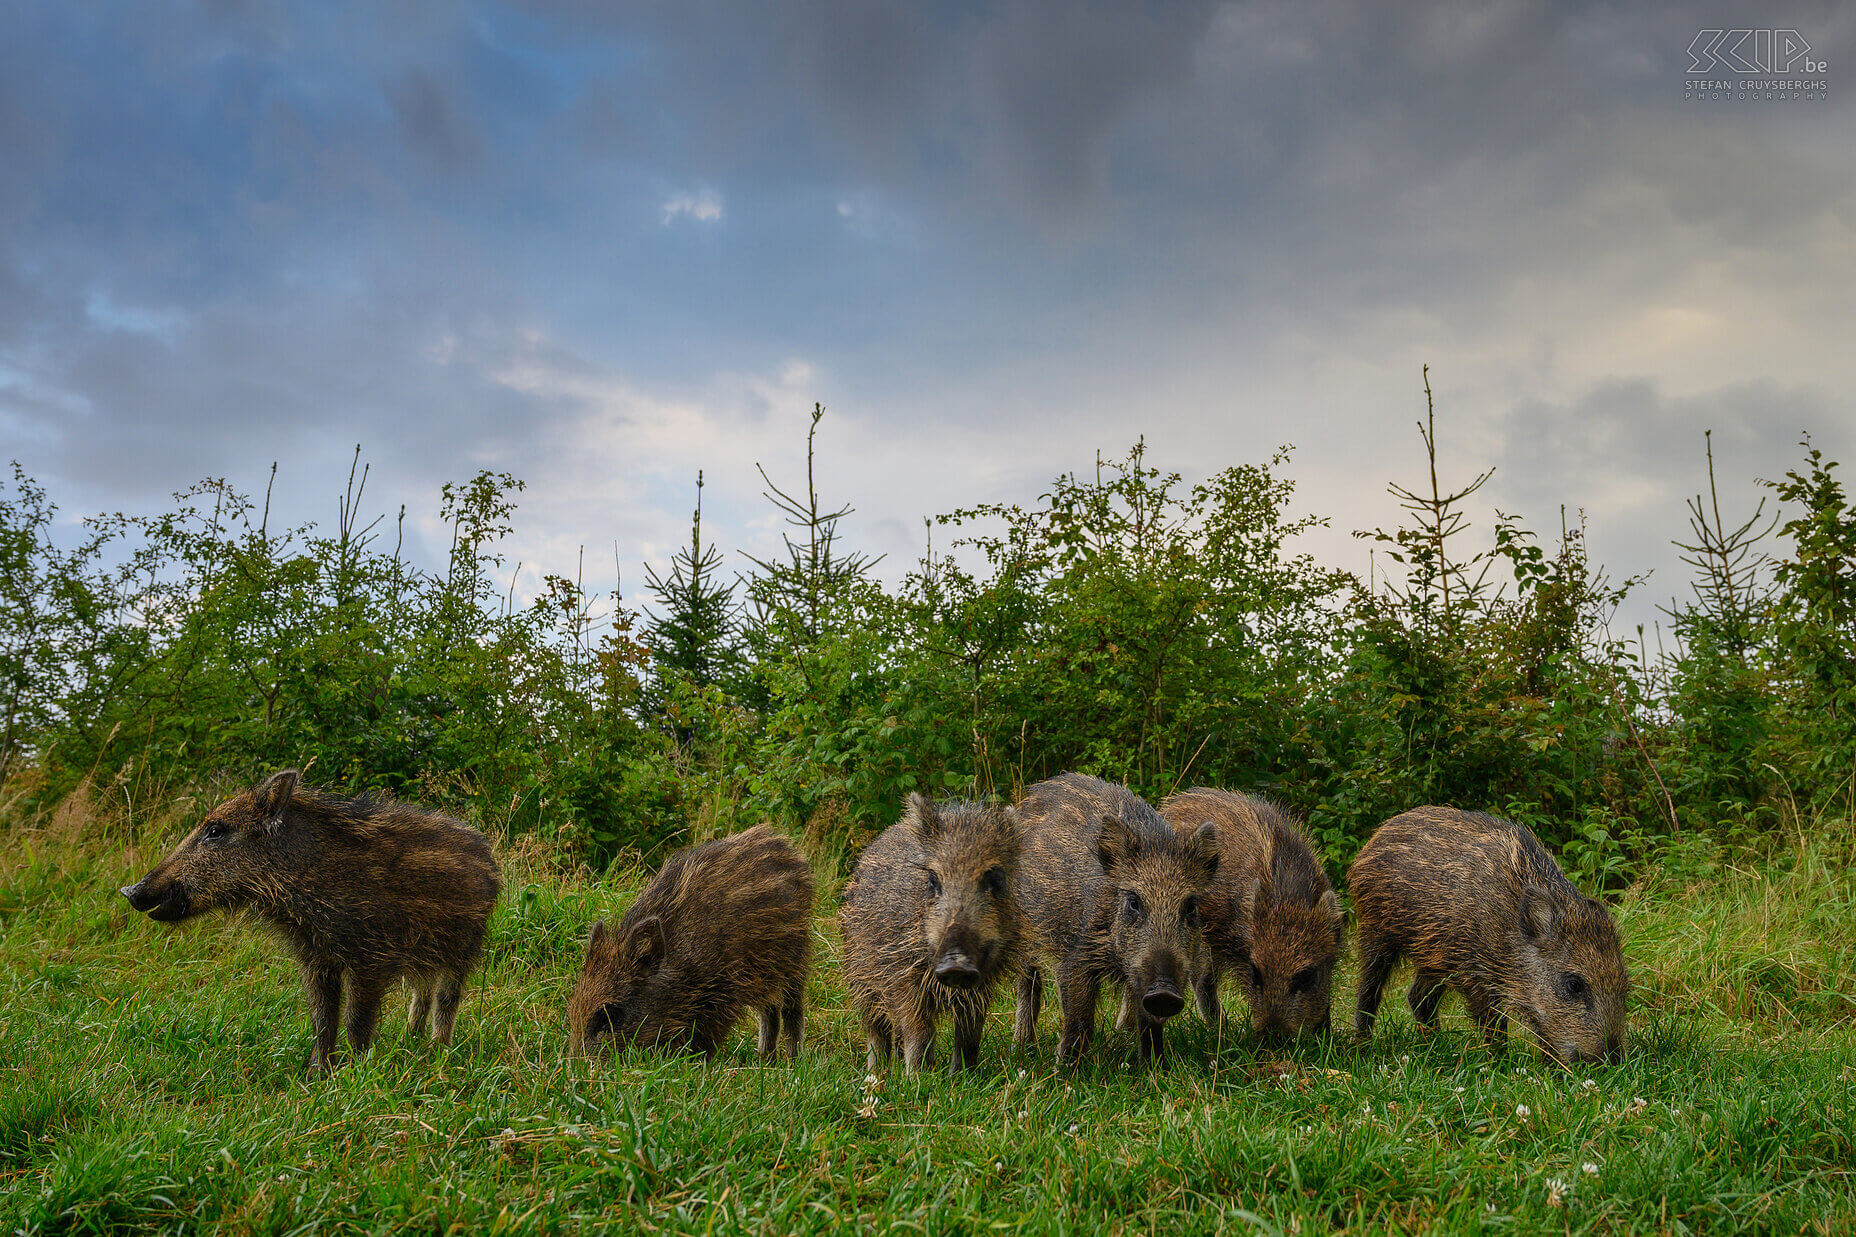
[{"left": 1, "top": 796, "right": 1851, "bottom": 1233}]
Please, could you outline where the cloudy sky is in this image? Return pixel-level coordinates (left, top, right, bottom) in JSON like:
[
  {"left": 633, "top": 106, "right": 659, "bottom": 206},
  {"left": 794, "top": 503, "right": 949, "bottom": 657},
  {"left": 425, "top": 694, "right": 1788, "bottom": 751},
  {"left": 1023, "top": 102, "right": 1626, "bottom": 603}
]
[{"left": 2, "top": 1, "right": 1852, "bottom": 629}]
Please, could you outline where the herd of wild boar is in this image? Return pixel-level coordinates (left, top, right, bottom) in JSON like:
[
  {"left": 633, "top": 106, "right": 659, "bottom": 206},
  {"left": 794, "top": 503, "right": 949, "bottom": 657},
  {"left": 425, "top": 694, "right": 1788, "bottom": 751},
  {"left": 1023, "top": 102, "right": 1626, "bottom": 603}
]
[{"left": 121, "top": 768, "right": 1629, "bottom": 1075}]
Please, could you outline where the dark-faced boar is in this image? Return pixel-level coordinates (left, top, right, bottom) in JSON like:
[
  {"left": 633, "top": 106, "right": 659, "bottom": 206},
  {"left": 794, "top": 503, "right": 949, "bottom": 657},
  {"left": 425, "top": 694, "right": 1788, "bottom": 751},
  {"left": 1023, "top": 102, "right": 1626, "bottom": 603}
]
[
  {"left": 840, "top": 794, "right": 1023, "bottom": 1074},
  {"left": 1350, "top": 806, "right": 1628, "bottom": 1065},
  {"left": 1158, "top": 788, "right": 1342, "bottom": 1039},
  {"left": 569, "top": 825, "right": 813, "bottom": 1060},
  {"left": 1013, "top": 773, "right": 1218, "bottom": 1064},
  {"left": 120, "top": 770, "right": 500, "bottom": 1072}
]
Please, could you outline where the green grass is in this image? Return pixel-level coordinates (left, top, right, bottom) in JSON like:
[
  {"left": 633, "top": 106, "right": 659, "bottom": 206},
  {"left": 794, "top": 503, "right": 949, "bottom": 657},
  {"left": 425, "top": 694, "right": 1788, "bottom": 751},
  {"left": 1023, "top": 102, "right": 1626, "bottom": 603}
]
[{"left": 2, "top": 819, "right": 1853, "bottom": 1234}]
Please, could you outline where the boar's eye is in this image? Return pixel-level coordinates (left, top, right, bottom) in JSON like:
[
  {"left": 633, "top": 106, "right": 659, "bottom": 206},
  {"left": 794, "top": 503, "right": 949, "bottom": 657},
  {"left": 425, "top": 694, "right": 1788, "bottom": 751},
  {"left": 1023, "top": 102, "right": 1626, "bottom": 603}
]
[
  {"left": 981, "top": 867, "right": 1007, "bottom": 898},
  {"left": 1180, "top": 895, "right": 1200, "bottom": 928},
  {"left": 1289, "top": 966, "right": 1318, "bottom": 996},
  {"left": 202, "top": 821, "right": 228, "bottom": 842},
  {"left": 925, "top": 869, "right": 943, "bottom": 898},
  {"left": 1120, "top": 889, "right": 1146, "bottom": 921},
  {"left": 1247, "top": 960, "right": 1264, "bottom": 988},
  {"left": 1557, "top": 973, "right": 1591, "bottom": 1005}
]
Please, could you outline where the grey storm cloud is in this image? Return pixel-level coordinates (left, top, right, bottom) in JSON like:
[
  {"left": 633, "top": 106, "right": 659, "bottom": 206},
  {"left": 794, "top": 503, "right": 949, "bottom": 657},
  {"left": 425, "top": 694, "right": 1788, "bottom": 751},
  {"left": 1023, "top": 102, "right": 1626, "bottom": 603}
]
[{"left": 0, "top": 0, "right": 1850, "bottom": 607}]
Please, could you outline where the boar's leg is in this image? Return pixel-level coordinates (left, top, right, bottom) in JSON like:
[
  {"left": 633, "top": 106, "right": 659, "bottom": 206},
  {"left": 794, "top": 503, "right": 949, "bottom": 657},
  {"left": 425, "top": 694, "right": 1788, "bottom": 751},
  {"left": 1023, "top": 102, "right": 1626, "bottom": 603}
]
[
  {"left": 1194, "top": 965, "right": 1223, "bottom": 1028},
  {"left": 756, "top": 1006, "right": 781, "bottom": 1057},
  {"left": 780, "top": 983, "right": 805, "bottom": 1059},
  {"left": 863, "top": 1009, "right": 893, "bottom": 1071},
  {"left": 1013, "top": 966, "right": 1043, "bottom": 1046},
  {"left": 1407, "top": 969, "right": 1447, "bottom": 1030},
  {"left": 897, "top": 1007, "right": 936, "bottom": 1075},
  {"left": 1054, "top": 957, "right": 1100, "bottom": 1065},
  {"left": 406, "top": 980, "right": 434, "bottom": 1038},
  {"left": 304, "top": 962, "right": 344, "bottom": 1073},
  {"left": 430, "top": 972, "right": 465, "bottom": 1046},
  {"left": 1352, "top": 928, "right": 1400, "bottom": 1038},
  {"left": 343, "top": 969, "right": 389, "bottom": 1056},
  {"left": 1463, "top": 986, "right": 1508, "bottom": 1048},
  {"left": 950, "top": 1002, "right": 984, "bottom": 1074}
]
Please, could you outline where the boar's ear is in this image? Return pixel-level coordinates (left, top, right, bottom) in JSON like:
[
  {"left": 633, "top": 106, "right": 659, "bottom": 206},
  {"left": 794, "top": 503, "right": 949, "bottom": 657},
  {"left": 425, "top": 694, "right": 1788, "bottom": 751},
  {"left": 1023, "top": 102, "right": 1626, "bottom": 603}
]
[
  {"left": 587, "top": 920, "right": 610, "bottom": 955},
  {"left": 627, "top": 916, "right": 666, "bottom": 969},
  {"left": 998, "top": 805, "right": 1023, "bottom": 848},
  {"left": 1519, "top": 886, "right": 1559, "bottom": 942},
  {"left": 254, "top": 769, "right": 299, "bottom": 831},
  {"left": 1187, "top": 821, "right": 1220, "bottom": 879},
  {"left": 1318, "top": 888, "right": 1345, "bottom": 941},
  {"left": 1095, "top": 815, "right": 1137, "bottom": 873},
  {"left": 908, "top": 793, "right": 942, "bottom": 843},
  {"left": 1238, "top": 877, "right": 1262, "bottom": 924}
]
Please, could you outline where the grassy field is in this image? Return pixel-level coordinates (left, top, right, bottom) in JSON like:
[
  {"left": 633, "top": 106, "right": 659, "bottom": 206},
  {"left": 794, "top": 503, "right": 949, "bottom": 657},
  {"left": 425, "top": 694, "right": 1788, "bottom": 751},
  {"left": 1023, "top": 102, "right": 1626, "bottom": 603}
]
[{"left": 2, "top": 804, "right": 1853, "bottom": 1234}]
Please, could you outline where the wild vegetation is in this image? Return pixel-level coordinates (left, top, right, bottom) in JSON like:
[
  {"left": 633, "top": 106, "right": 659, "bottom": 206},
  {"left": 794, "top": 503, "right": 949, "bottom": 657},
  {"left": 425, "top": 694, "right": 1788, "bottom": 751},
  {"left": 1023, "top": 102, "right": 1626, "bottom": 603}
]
[{"left": 3, "top": 385, "right": 1851, "bottom": 878}]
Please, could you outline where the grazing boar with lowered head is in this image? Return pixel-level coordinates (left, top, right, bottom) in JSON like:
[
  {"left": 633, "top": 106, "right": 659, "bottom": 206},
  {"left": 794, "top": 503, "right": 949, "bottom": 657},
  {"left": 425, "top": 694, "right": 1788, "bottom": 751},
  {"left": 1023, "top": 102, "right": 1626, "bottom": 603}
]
[
  {"left": 1350, "top": 806, "right": 1628, "bottom": 1065},
  {"left": 1157, "top": 787, "right": 1342, "bottom": 1039},
  {"left": 569, "top": 825, "right": 813, "bottom": 1060}
]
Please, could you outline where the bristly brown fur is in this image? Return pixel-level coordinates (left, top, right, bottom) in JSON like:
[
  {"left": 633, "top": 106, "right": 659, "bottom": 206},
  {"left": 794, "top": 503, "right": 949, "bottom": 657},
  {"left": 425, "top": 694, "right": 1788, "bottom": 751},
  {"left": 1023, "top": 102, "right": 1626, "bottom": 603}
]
[
  {"left": 839, "top": 794, "right": 1023, "bottom": 1074},
  {"left": 1012, "top": 773, "right": 1219, "bottom": 1066},
  {"left": 1349, "top": 806, "right": 1629, "bottom": 1066},
  {"left": 1159, "top": 787, "right": 1342, "bottom": 1038},
  {"left": 569, "top": 825, "right": 814, "bottom": 1061},
  {"left": 120, "top": 769, "right": 500, "bottom": 1072}
]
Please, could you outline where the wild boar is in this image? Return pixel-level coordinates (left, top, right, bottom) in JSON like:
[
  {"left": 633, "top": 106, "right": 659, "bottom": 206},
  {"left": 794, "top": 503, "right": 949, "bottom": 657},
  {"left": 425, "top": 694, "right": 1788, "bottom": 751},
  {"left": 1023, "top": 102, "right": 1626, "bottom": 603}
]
[
  {"left": 840, "top": 793, "right": 1023, "bottom": 1073},
  {"left": 1349, "top": 805, "right": 1628, "bottom": 1065},
  {"left": 1157, "top": 787, "right": 1342, "bottom": 1039},
  {"left": 1013, "top": 773, "right": 1218, "bottom": 1064},
  {"left": 120, "top": 769, "right": 499, "bottom": 1072},
  {"left": 569, "top": 824, "right": 813, "bottom": 1060}
]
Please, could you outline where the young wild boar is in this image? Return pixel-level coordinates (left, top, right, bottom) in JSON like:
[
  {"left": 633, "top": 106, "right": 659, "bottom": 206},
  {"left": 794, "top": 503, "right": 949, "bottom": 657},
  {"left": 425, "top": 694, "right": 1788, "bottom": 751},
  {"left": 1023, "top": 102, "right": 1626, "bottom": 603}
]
[
  {"left": 569, "top": 825, "right": 813, "bottom": 1060},
  {"left": 1350, "top": 806, "right": 1628, "bottom": 1065},
  {"left": 839, "top": 794, "right": 1023, "bottom": 1074},
  {"left": 1013, "top": 773, "right": 1219, "bottom": 1065},
  {"left": 119, "top": 770, "right": 500, "bottom": 1072},
  {"left": 1156, "top": 788, "right": 1342, "bottom": 1039}
]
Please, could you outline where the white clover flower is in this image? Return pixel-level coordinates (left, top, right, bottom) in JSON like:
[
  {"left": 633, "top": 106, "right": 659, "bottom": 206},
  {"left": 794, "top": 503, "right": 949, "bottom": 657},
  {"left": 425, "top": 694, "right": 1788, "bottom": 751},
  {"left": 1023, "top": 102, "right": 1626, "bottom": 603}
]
[
  {"left": 1581, "top": 1078, "right": 1597, "bottom": 1090},
  {"left": 1018, "top": 1110, "right": 1029, "bottom": 1119},
  {"left": 1454, "top": 1086, "right": 1465, "bottom": 1094},
  {"left": 1515, "top": 1103, "right": 1531, "bottom": 1118},
  {"left": 1546, "top": 1178, "right": 1569, "bottom": 1208},
  {"left": 1581, "top": 1162, "right": 1600, "bottom": 1176},
  {"left": 1017, "top": 1069, "right": 1028, "bottom": 1079},
  {"left": 1068, "top": 1124, "right": 1079, "bottom": 1135},
  {"left": 994, "top": 1160, "right": 1004, "bottom": 1170}
]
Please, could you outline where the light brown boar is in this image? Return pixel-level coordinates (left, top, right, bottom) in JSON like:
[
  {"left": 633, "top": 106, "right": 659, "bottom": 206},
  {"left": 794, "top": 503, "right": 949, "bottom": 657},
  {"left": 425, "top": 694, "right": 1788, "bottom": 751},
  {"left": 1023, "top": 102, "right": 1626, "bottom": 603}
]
[
  {"left": 1013, "top": 773, "right": 1219, "bottom": 1065},
  {"left": 839, "top": 794, "right": 1023, "bottom": 1074},
  {"left": 1349, "top": 806, "right": 1628, "bottom": 1065},
  {"left": 120, "top": 770, "right": 500, "bottom": 1072},
  {"left": 569, "top": 825, "right": 813, "bottom": 1060},
  {"left": 1156, "top": 788, "right": 1342, "bottom": 1039}
]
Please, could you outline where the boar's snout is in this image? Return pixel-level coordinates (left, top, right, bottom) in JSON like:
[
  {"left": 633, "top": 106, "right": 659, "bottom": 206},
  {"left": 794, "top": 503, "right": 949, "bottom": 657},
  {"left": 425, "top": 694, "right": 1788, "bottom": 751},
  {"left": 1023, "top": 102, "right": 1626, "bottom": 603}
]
[
  {"left": 121, "top": 876, "right": 189, "bottom": 922},
  {"left": 1141, "top": 977, "right": 1184, "bottom": 1019},
  {"left": 932, "top": 950, "right": 982, "bottom": 990}
]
